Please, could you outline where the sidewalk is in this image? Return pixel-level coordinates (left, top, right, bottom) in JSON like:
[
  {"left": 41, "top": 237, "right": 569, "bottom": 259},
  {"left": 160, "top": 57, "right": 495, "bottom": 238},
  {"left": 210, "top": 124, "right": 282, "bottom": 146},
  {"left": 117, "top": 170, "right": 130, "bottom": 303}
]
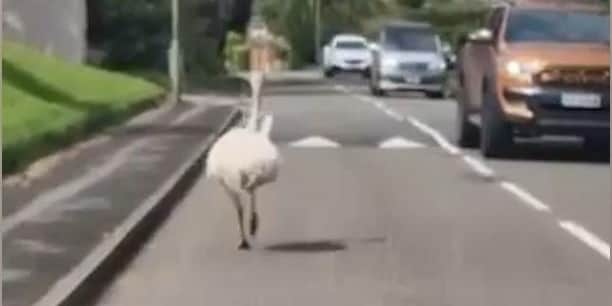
[{"left": 2, "top": 96, "right": 241, "bottom": 306}]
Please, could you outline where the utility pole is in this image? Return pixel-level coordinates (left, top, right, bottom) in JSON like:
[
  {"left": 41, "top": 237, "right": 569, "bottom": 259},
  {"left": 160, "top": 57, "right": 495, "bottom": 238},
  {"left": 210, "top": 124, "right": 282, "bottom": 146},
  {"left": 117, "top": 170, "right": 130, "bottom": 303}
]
[
  {"left": 169, "top": 0, "right": 180, "bottom": 105},
  {"left": 314, "top": 0, "right": 322, "bottom": 65}
]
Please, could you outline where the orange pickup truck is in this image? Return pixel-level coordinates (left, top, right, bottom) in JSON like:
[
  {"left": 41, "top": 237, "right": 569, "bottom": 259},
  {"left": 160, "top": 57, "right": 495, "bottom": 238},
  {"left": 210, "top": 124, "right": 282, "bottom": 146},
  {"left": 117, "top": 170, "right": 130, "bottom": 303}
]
[{"left": 455, "top": 0, "right": 609, "bottom": 157}]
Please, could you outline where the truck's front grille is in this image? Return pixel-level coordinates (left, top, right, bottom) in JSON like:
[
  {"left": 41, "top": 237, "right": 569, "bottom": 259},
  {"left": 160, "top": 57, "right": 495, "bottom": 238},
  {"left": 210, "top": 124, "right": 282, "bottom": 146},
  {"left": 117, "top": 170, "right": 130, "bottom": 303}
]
[{"left": 535, "top": 66, "right": 609, "bottom": 91}]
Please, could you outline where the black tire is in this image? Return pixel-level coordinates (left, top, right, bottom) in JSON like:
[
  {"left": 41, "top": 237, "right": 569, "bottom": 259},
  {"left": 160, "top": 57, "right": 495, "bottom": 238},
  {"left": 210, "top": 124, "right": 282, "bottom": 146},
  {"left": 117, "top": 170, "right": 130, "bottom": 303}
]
[
  {"left": 324, "top": 68, "right": 335, "bottom": 78},
  {"left": 425, "top": 90, "right": 448, "bottom": 99},
  {"left": 362, "top": 68, "right": 371, "bottom": 79},
  {"left": 372, "top": 87, "right": 386, "bottom": 96},
  {"left": 480, "top": 89, "right": 513, "bottom": 158},
  {"left": 370, "top": 77, "right": 386, "bottom": 96},
  {"left": 456, "top": 102, "right": 480, "bottom": 148}
]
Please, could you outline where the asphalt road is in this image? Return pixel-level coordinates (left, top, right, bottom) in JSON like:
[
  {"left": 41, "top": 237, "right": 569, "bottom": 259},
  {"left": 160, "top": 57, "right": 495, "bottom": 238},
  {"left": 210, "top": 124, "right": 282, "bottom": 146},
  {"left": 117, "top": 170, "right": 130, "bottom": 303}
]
[{"left": 92, "top": 72, "right": 610, "bottom": 306}]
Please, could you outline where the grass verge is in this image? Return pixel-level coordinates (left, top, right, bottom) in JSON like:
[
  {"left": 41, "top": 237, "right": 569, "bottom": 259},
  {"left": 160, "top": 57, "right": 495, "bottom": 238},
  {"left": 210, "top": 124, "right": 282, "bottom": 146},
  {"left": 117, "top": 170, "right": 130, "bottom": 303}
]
[{"left": 2, "top": 41, "right": 165, "bottom": 175}]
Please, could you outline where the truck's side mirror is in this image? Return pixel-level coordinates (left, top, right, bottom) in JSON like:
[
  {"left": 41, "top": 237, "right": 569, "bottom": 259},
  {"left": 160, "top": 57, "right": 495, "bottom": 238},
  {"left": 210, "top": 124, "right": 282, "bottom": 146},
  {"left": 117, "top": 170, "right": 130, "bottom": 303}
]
[{"left": 467, "top": 28, "right": 493, "bottom": 44}]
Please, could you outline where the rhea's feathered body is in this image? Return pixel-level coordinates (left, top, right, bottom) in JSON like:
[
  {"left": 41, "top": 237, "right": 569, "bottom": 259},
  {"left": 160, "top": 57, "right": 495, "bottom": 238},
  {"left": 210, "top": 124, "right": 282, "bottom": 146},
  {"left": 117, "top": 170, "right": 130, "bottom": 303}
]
[{"left": 205, "top": 71, "right": 280, "bottom": 250}]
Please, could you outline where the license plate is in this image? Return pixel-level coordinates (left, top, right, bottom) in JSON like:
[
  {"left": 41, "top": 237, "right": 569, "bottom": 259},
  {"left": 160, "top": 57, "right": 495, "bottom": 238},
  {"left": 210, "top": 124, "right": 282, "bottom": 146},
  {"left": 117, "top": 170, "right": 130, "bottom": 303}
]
[
  {"left": 404, "top": 75, "right": 420, "bottom": 84},
  {"left": 561, "top": 93, "right": 601, "bottom": 109}
]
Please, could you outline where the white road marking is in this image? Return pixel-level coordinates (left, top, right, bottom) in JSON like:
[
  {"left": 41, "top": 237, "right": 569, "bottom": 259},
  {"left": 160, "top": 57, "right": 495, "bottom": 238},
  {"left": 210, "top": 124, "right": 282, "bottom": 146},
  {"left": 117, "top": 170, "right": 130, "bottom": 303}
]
[
  {"left": 379, "top": 137, "right": 426, "bottom": 149},
  {"left": 1, "top": 104, "right": 211, "bottom": 234},
  {"left": 31, "top": 106, "right": 241, "bottom": 306},
  {"left": 2, "top": 269, "right": 31, "bottom": 283},
  {"left": 462, "top": 155, "right": 496, "bottom": 179},
  {"left": 559, "top": 221, "right": 610, "bottom": 260},
  {"left": 406, "top": 117, "right": 461, "bottom": 155},
  {"left": 337, "top": 84, "right": 611, "bottom": 259},
  {"left": 289, "top": 136, "right": 341, "bottom": 148},
  {"left": 499, "top": 181, "right": 552, "bottom": 212}
]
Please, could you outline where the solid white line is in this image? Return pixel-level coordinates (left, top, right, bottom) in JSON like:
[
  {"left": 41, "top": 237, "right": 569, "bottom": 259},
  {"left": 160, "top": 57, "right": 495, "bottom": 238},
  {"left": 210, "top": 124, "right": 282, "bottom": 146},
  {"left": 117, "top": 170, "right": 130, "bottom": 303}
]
[
  {"left": 462, "top": 155, "right": 496, "bottom": 179},
  {"left": 558, "top": 220, "right": 610, "bottom": 260},
  {"left": 499, "top": 181, "right": 551, "bottom": 212},
  {"left": 1, "top": 104, "right": 210, "bottom": 234}
]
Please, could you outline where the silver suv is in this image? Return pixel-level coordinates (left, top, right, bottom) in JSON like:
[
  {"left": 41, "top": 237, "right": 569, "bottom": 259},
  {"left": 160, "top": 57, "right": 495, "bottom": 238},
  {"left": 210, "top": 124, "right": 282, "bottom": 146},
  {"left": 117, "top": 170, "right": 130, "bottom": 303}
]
[{"left": 369, "top": 22, "right": 449, "bottom": 98}]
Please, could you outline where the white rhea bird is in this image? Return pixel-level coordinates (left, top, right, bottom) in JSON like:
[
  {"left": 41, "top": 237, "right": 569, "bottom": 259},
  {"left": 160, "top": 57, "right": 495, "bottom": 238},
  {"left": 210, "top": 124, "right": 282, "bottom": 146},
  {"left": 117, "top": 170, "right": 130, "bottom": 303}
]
[{"left": 205, "top": 71, "right": 280, "bottom": 250}]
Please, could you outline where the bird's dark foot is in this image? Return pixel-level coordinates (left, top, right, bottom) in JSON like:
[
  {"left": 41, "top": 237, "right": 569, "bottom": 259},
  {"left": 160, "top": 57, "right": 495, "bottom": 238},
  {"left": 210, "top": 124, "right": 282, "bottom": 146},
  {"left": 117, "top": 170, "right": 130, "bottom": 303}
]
[
  {"left": 250, "top": 212, "right": 259, "bottom": 236},
  {"left": 238, "top": 240, "right": 251, "bottom": 250}
]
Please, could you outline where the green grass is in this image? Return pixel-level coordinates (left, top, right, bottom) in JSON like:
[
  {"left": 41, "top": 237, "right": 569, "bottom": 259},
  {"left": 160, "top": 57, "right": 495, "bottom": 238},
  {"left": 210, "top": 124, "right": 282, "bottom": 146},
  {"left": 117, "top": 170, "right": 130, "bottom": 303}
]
[{"left": 2, "top": 41, "right": 165, "bottom": 174}]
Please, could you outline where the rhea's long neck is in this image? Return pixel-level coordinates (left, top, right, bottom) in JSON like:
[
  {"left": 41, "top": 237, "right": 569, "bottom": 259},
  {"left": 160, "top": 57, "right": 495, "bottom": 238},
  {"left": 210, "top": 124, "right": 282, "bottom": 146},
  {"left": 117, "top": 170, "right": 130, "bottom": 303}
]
[{"left": 247, "top": 90, "right": 261, "bottom": 132}]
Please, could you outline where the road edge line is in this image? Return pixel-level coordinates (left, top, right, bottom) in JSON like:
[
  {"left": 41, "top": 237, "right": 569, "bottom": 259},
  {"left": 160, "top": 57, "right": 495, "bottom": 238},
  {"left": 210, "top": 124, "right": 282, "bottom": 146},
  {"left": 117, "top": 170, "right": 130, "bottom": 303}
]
[{"left": 33, "top": 106, "right": 243, "bottom": 306}]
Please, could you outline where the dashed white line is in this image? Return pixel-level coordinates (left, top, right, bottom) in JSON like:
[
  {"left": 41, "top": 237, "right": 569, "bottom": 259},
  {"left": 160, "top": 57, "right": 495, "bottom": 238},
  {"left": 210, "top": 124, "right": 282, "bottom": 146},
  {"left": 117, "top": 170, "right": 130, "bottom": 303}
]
[
  {"left": 336, "top": 85, "right": 610, "bottom": 259},
  {"left": 406, "top": 117, "right": 461, "bottom": 155},
  {"left": 499, "top": 181, "right": 552, "bottom": 212},
  {"left": 559, "top": 220, "right": 610, "bottom": 260},
  {"left": 462, "top": 155, "right": 496, "bottom": 179}
]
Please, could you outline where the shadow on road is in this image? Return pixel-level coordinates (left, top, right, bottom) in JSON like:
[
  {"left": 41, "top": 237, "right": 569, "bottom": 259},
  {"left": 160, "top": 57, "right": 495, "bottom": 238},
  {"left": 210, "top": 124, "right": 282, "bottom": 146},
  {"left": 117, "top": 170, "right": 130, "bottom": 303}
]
[
  {"left": 265, "top": 240, "right": 346, "bottom": 253},
  {"left": 489, "top": 140, "right": 610, "bottom": 164}
]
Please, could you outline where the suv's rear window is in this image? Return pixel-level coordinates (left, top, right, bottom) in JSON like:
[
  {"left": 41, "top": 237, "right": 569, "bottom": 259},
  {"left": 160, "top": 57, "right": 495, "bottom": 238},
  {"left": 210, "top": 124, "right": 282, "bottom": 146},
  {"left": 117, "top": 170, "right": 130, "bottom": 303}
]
[
  {"left": 336, "top": 41, "right": 367, "bottom": 49},
  {"left": 505, "top": 9, "right": 609, "bottom": 44},
  {"left": 384, "top": 27, "right": 438, "bottom": 52}
]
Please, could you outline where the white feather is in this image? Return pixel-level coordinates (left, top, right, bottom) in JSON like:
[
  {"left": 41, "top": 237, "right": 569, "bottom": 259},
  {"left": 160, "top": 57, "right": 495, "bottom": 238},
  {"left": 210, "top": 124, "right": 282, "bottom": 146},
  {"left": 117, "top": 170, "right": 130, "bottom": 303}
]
[{"left": 206, "top": 70, "right": 281, "bottom": 194}]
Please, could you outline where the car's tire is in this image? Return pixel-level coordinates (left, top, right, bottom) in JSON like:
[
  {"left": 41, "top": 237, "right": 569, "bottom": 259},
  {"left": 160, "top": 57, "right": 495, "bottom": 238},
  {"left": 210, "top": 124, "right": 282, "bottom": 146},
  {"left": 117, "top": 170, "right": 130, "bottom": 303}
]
[
  {"left": 370, "top": 76, "right": 386, "bottom": 96},
  {"left": 425, "top": 89, "right": 449, "bottom": 99},
  {"left": 362, "top": 68, "right": 371, "bottom": 79},
  {"left": 372, "top": 87, "right": 386, "bottom": 97},
  {"left": 456, "top": 101, "right": 480, "bottom": 148},
  {"left": 480, "top": 88, "right": 513, "bottom": 158},
  {"left": 324, "top": 68, "right": 336, "bottom": 78}
]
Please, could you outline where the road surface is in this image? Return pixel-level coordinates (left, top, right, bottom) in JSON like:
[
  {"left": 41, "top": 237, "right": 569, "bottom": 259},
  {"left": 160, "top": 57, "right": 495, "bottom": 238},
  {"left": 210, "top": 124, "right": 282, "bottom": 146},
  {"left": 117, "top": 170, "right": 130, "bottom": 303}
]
[{"left": 92, "top": 73, "right": 610, "bottom": 306}]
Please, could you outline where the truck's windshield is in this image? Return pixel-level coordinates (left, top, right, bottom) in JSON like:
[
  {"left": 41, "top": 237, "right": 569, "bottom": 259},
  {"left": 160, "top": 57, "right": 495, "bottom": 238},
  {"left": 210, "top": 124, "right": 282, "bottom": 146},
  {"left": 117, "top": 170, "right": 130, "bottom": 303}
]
[
  {"left": 505, "top": 9, "right": 609, "bottom": 44},
  {"left": 384, "top": 27, "right": 438, "bottom": 51}
]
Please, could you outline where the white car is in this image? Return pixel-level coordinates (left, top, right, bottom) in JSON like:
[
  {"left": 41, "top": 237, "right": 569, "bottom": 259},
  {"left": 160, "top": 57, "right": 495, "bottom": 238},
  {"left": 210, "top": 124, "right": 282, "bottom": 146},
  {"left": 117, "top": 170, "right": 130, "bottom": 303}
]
[{"left": 323, "top": 34, "right": 371, "bottom": 78}]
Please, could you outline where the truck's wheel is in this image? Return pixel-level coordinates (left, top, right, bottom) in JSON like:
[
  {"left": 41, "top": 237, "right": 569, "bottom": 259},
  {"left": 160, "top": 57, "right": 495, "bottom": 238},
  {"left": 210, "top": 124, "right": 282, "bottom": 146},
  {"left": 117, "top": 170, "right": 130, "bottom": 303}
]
[
  {"left": 480, "top": 89, "right": 513, "bottom": 158},
  {"left": 456, "top": 101, "right": 480, "bottom": 148}
]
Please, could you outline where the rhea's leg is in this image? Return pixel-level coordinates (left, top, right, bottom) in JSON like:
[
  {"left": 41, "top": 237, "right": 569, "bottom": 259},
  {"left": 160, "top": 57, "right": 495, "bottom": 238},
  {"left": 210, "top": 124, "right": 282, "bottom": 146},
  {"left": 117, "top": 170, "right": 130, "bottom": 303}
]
[
  {"left": 222, "top": 183, "right": 249, "bottom": 250},
  {"left": 248, "top": 189, "right": 259, "bottom": 237}
]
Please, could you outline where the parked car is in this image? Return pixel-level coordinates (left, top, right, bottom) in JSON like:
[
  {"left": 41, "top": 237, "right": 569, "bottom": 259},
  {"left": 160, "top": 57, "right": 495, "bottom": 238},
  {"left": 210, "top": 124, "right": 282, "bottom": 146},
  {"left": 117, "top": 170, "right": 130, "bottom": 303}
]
[
  {"left": 369, "top": 21, "right": 450, "bottom": 98},
  {"left": 323, "top": 34, "right": 371, "bottom": 78},
  {"left": 456, "top": 0, "right": 610, "bottom": 157}
]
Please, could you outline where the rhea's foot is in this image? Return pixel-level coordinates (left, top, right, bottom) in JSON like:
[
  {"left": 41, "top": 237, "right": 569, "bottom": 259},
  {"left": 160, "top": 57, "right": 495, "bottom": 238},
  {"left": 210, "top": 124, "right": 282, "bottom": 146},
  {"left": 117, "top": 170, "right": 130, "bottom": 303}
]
[
  {"left": 250, "top": 212, "right": 259, "bottom": 236},
  {"left": 238, "top": 240, "right": 251, "bottom": 250}
]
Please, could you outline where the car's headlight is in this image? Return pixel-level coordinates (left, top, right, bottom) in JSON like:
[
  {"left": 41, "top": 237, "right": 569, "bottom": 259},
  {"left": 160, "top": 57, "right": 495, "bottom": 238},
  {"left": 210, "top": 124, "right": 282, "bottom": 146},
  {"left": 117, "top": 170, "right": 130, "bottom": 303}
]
[
  {"left": 382, "top": 58, "right": 398, "bottom": 68},
  {"left": 429, "top": 59, "right": 447, "bottom": 71},
  {"left": 503, "top": 60, "right": 543, "bottom": 81}
]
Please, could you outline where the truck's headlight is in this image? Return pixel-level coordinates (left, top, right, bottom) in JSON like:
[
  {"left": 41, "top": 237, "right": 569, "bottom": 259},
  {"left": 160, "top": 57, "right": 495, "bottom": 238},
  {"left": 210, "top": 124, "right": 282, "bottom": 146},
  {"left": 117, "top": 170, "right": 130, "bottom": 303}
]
[{"left": 503, "top": 60, "right": 543, "bottom": 80}]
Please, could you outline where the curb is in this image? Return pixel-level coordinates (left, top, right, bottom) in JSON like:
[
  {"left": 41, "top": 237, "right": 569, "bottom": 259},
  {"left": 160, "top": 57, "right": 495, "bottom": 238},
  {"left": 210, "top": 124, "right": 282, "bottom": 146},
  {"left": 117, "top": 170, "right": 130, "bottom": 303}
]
[{"left": 32, "top": 106, "right": 243, "bottom": 306}]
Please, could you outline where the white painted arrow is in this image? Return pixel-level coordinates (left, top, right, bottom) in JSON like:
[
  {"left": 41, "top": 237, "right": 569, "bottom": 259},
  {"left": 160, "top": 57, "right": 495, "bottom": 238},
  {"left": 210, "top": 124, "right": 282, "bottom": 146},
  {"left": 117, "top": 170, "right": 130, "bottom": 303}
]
[
  {"left": 289, "top": 136, "right": 341, "bottom": 148},
  {"left": 378, "top": 136, "right": 425, "bottom": 149}
]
